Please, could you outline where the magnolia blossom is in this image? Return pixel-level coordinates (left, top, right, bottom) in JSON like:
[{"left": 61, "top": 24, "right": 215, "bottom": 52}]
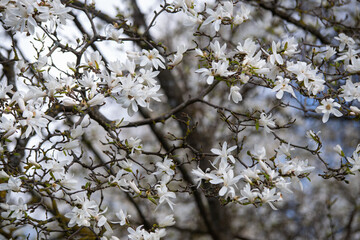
[
  {"left": 276, "top": 142, "right": 295, "bottom": 158},
  {"left": 114, "top": 209, "right": 130, "bottom": 226},
  {"left": 192, "top": 167, "right": 212, "bottom": 188},
  {"left": 347, "top": 145, "right": 360, "bottom": 172},
  {"left": 0, "top": 176, "right": 22, "bottom": 192},
  {"left": 155, "top": 181, "right": 176, "bottom": 210},
  {"left": 260, "top": 187, "right": 282, "bottom": 210},
  {"left": 126, "top": 137, "right": 143, "bottom": 155},
  {"left": 259, "top": 113, "right": 276, "bottom": 133},
  {"left": 158, "top": 214, "right": 175, "bottom": 227},
  {"left": 154, "top": 156, "right": 175, "bottom": 176},
  {"left": 211, "top": 141, "right": 237, "bottom": 164},
  {"left": 239, "top": 183, "right": 259, "bottom": 203},
  {"left": 140, "top": 49, "right": 166, "bottom": 70},
  {"left": 335, "top": 33, "right": 356, "bottom": 51},
  {"left": 0, "top": 79, "right": 13, "bottom": 99},
  {"left": 269, "top": 41, "right": 284, "bottom": 65},
  {"left": 272, "top": 76, "right": 296, "bottom": 99},
  {"left": 168, "top": 45, "right": 187, "bottom": 68},
  {"left": 242, "top": 167, "right": 260, "bottom": 183},
  {"left": 347, "top": 57, "right": 360, "bottom": 73},
  {"left": 210, "top": 40, "right": 227, "bottom": 61},
  {"left": 0, "top": 198, "right": 28, "bottom": 220},
  {"left": 217, "top": 169, "right": 242, "bottom": 198},
  {"left": 315, "top": 98, "right": 343, "bottom": 123},
  {"left": 340, "top": 79, "right": 360, "bottom": 102},
  {"left": 228, "top": 85, "right": 243, "bottom": 103},
  {"left": 196, "top": 60, "right": 235, "bottom": 84},
  {"left": 105, "top": 24, "right": 124, "bottom": 40},
  {"left": 127, "top": 226, "right": 166, "bottom": 240}
]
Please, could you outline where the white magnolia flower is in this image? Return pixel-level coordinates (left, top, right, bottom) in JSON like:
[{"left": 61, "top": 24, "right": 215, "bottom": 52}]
[
  {"left": 114, "top": 209, "right": 130, "bottom": 226},
  {"left": 228, "top": 86, "right": 243, "bottom": 103},
  {"left": 239, "top": 183, "right": 259, "bottom": 203},
  {"left": 210, "top": 40, "right": 227, "bottom": 61},
  {"left": 272, "top": 76, "right": 296, "bottom": 99},
  {"left": 196, "top": 60, "right": 235, "bottom": 85},
  {"left": 0, "top": 176, "right": 22, "bottom": 192},
  {"left": 0, "top": 79, "right": 13, "bottom": 99},
  {"left": 217, "top": 169, "right": 242, "bottom": 198},
  {"left": 140, "top": 49, "right": 166, "bottom": 70},
  {"left": 154, "top": 156, "right": 175, "bottom": 176},
  {"left": 315, "top": 98, "right": 343, "bottom": 123},
  {"left": 269, "top": 41, "right": 283, "bottom": 65},
  {"left": 211, "top": 141, "right": 237, "bottom": 165},
  {"left": 105, "top": 24, "right": 124, "bottom": 40},
  {"left": 0, "top": 198, "right": 27, "bottom": 220},
  {"left": 259, "top": 113, "right": 276, "bottom": 133},
  {"left": 260, "top": 187, "right": 282, "bottom": 210},
  {"left": 242, "top": 167, "right": 260, "bottom": 183},
  {"left": 155, "top": 182, "right": 176, "bottom": 210},
  {"left": 192, "top": 166, "right": 212, "bottom": 188},
  {"left": 335, "top": 33, "right": 356, "bottom": 51},
  {"left": 276, "top": 142, "right": 295, "bottom": 158},
  {"left": 347, "top": 144, "right": 360, "bottom": 172},
  {"left": 158, "top": 214, "right": 175, "bottom": 227}
]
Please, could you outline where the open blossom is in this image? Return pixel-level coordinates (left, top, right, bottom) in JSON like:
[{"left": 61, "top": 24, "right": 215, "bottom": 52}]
[
  {"left": 0, "top": 198, "right": 27, "bottom": 220},
  {"left": 237, "top": 38, "right": 257, "bottom": 56},
  {"left": 210, "top": 40, "right": 227, "bottom": 61},
  {"left": 217, "top": 169, "right": 242, "bottom": 198},
  {"left": 269, "top": 41, "right": 283, "bottom": 65},
  {"left": 259, "top": 113, "right": 276, "bottom": 133},
  {"left": 127, "top": 225, "right": 166, "bottom": 240},
  {"left": 114, "top": 209, "right": 130, "bottom": 226},
  {"left": 196, "top": 60, "right": 235, "bottom": 85},
  {"left": 0, "top": 116, "right": 17, "bottom": 138},
  {"left": 276, "top": 142, "right": 295, "bottom": 158},
  {"left": 346, "top": 57, "right": 360, "bottom": 73},
  {"left": 0, "top": 176, "right": 22, "bottom": 192},
  {"left": 158, "top": 214, "right": 175, "bottom": 227},
  {"left": 192, "top": 166, "right": 212, "bottom": 188},
  {"left": 105, "top": 24, "right": 124, "bottom": 40},
  {"left": 19, "top": 106, "right": 49, "bottom": 138},
  {"left": 140, "top": 49, "right": 166, "bottom": 70},
  {"left": 340, "top": 78, "right": 360, "bottom": 102},
  {"left": 260, "top": 187, "right": 282, "bottom": 210},
  {"left": 202, "top": 5, "right": 223, "bottom": 33},
  {"left": 335, "top": 33, "right": 356, "bottom": 51},
  {"left": 126, "top": 137, "right": 142, "bottom": 155},
  {"left": 315, "top": 98, "right": 343, "bottom": 123},
  {"left": 85, "top": 51, "right": 104, "bottom": 70},
  {"left": 272, "top": 76, "right": 296, "bottom": 99},
  {"left": 154, "top": 156, "right": 175, "bottom": 176},
  {"left": 168, "top": 45, "right": 187, "bottom": 68},
  {"left": 239, "top": 183, "right": 259, "bottom": 203},
  {"left": 287, "top": 61, "right": 325, "bottom": 95},
  {"left": 0, "top": 79, "right": 13, "bottom": 99},
  {"left": 155, "top": 182, "right": 176, "bottom": 210},
  {"left": 211, "top": 141, "right": 237, "bottom": 165},
  {"left": 242, "top": 167, "right": 260, "bottom": 183},
  {"left": 347, "top": 144, "right": 360, "bottom": 172}
]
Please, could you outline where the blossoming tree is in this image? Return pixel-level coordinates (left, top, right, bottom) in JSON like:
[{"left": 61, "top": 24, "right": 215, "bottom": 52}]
[{"left": 0, "top": 0, "right": 360, "bottom": 239}]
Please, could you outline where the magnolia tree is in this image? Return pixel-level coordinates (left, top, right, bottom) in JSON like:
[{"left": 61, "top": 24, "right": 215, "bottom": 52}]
[{"left": 0, "top": 0, "right": 360, "bottom": 239}]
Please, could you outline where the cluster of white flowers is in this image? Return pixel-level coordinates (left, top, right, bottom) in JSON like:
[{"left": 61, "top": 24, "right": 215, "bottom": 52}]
[
  {"left": 192, "top": 32, "right": 360, "bottom": 124},
  {"left": 192, "top": 143, "right": 315, "bottom": 210},
  {"left": 65, "top": 194, "right": 112, "bottom": 233},
  {"left": 1, "top": 0, "right": 73, "bottom": 35}
]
